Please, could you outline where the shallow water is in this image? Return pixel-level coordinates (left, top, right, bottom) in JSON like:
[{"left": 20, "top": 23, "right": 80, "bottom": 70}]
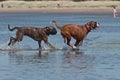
[{"left": 0, "top": 12, "right": 120, "bottom": 80}]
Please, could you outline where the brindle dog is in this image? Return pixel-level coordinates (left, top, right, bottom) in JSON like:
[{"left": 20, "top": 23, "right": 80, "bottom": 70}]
[
  {"left": 8, "top": 25, "right": 57, "bottom": 49},
  {"left": 52, "top": 20, "right": 99, "bottom": 49}
]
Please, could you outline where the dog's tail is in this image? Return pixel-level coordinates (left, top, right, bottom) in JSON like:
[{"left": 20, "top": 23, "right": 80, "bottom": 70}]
[
  {"left": 8, "top": 24, "right": 18, "bottom": 31},
  {"left": 52, "top": 20, "right": 61, "bottom": 30}
]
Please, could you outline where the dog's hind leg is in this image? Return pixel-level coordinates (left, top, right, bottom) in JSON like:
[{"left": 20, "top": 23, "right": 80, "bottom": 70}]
[
  {"left": 8, "top": 32, "right": 23, "bottom": 46},
  {"left": 16, "top": 31, "right": 23, "bottom": 42},
  {"left": 8, "top": 37, "right": 16, "bottom": 46}
]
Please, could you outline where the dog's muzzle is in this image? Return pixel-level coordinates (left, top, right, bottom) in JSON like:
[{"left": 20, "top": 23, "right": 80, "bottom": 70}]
[
  {"left": 50, "top": 28, "right": 57, "bottom": 35},
  {"left": 92, "top": 22, "right": 100, "bottom": 30},
  {"left": 95, "top": 23, "right": 100, "bottom": 30}
]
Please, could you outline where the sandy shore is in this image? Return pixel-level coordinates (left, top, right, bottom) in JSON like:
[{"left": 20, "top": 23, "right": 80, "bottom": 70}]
[
  {"left": 0, "top": 7, "right": 119, "bottom": 13},
  {"left": 0, "top": 1, "right": 120, "bottom": 13}
]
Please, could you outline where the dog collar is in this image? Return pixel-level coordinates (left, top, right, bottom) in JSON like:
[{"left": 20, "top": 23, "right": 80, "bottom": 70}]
[{"left": 85, "top": 25, "right": 91, "bottom": 32}]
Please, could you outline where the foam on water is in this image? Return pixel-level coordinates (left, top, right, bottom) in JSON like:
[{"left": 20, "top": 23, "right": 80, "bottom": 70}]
[
  {"left": 0, "top": 40, "right": 63, "bottom": 51},
  {"left": 0, "top": 40, "right": 11, "bottom": 51},
  {"left": 0, "top": 40, "right": 34, "bottom": 51}
]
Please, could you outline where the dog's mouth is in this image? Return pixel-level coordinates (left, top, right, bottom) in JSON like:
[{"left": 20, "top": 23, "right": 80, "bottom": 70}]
[
  {"left": 95, "top": 27, "right": 99, "bottom": 30},
  {"left": 93, "top": 23, "right": 99, "bottom": 30},
  {"left": 95, "top": 23, "right": 100, "bottom": 30}
]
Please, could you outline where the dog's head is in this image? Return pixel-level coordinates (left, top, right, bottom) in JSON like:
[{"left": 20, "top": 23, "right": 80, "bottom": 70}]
[
  {"left": 86, "top": 21, "right": 99, "bottom": 30},
  {"left": 44, "top": 26, "right": 57, "bottom": 35}
]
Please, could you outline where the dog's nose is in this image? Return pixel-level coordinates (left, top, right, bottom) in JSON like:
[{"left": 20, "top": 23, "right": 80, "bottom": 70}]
[{"left": 52, "top": 28, "right": 57, "bottom": 34}]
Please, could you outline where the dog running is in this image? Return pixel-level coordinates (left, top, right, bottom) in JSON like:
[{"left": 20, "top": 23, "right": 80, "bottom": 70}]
[
  {"left": 8, "top": 25, "right": 57, "bottom": 49},
  {"left": 52, "top": 20, "right": 99, "bottom": 49}
]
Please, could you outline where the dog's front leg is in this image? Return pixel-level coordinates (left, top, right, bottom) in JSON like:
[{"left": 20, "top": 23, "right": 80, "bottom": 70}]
[
  {"left": 47, "top": 42, "right": 56, "bottom": 49},
  {"left": 75, "top": 39, "right": 83, "bottom": 47},
  {"left": 78, "top": 40, "right": 83, "bottom": 46},
  {"left": 66, "top": 37, "right": 76, "bottom": 49},
  {"left": 43, "top": 37, "right": 56, "bottom": 49},
  {"left": 8, "top": 37, "right": 16, "bottom": 46},
  {"left": 38, "top": 40, "right": 42, "bottom": 49}
]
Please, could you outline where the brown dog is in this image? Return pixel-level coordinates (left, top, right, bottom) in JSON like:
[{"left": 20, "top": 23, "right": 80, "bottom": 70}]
[
  {"left": 52, "top": 20, "right": 99, "bottom": 49},
  {"left": 8, "top": 25, "right": 57, "bottom": 49}
]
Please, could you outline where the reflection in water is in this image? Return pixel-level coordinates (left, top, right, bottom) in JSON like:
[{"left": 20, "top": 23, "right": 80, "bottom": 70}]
[
  {"left": 9, "top": 50, "right": 95, "bottom": 74},
  {"left": 8, "top": 50, "right": 50, "bottom": 64},
  {"left": 62, "top": 50, "right": 95, "bottom": 73},
  {"left": 5, "top": 49, "right": 96, "bottom": 80},
  {"left": 63, "top": 50, "right": 84, "bottom": 64}
]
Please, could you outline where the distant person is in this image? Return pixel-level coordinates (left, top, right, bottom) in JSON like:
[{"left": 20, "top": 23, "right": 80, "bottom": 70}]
[
  {"left": 113, "top": 6, "right": 117, "bottom": 18},
  {"left": 1, "top": 4, "right": 4, "bottom": 8},
  {"left": 57, "top": 4, "right": 60, "bottom": 8}
]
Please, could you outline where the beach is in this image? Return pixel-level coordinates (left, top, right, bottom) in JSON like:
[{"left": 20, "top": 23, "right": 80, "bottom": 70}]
[
  {"left": 0, "top": 1, "right": 120, "bottom": 13},
  {"left": 0, "top": 1, "right": 120, "bottom": 80},
  {"left": 0, "top": 7, "right": 115, "bottom": 13}
]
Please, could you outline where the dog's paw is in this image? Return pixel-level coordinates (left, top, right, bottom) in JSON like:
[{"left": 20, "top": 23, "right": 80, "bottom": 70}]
[
  {"left": 51, "top": 46, "right": 57, "bottom": 50},
  {"left": 72, "top": 46, "right": 77, "bottom": 49}
]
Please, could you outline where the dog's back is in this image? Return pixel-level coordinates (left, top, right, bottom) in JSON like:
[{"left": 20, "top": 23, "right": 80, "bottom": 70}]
[{"left": 61, "top": 24, "right": 87, "bottom": 40}]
